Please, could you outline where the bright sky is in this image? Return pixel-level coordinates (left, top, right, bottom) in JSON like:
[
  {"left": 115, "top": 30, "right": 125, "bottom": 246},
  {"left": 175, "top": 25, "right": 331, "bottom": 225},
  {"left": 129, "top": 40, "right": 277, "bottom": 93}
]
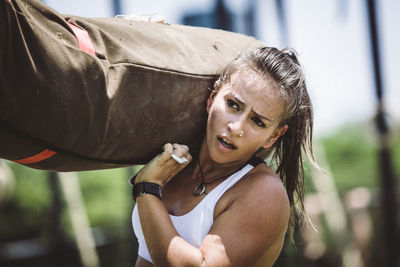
[{"left": 45, "top": 0, "right": 399, "bottom": 136}]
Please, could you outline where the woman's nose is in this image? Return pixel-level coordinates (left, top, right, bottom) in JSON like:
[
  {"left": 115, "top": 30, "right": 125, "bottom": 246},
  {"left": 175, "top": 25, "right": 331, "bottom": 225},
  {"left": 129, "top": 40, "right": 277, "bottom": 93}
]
[{"left": 227, "top": 119, "right": 245, "bottom": 137}]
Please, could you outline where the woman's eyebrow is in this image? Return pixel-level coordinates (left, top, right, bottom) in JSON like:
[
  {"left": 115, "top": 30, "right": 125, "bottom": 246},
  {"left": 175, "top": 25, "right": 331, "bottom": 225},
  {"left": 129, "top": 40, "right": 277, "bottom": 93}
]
[
  {"left": 229, "top": 92, "right": 245, "bottom": 106},
  {"left": 252, "top": 110, "right": 272, "bottom": 122},
  {"left": 228, "top": 92, "right": 272, "bottom": 122}
]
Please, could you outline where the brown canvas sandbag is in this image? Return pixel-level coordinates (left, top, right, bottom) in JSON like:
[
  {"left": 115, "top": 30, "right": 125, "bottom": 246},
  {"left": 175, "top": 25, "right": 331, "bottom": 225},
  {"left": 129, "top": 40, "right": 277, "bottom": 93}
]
[{"left": 0, "top": 0, "right": 263, "bottom": 171}]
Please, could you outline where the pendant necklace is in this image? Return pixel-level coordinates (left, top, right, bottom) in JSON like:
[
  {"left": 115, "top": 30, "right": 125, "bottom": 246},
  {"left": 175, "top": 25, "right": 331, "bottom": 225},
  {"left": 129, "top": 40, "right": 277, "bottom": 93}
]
[{"left": 192, "top": 157, "right": 228, "bottom": 197}]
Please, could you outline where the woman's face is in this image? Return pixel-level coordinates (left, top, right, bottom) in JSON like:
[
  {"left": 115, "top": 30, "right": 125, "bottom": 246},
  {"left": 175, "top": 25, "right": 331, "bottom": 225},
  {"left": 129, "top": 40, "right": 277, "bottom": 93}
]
[{"left": 205, "top": 68, "right": 287, "bottom": 164}]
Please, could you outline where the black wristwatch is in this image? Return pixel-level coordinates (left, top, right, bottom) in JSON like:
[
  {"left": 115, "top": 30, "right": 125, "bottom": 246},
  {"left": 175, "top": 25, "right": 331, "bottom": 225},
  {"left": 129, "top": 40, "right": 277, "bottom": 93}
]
[{"left": 131, "top": 181, "right": 162, "bottom": 201}]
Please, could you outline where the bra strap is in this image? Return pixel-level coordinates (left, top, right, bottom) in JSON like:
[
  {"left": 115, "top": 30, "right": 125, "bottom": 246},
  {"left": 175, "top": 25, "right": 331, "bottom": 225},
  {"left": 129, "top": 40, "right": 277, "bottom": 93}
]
[{"left": 248, "top": 157, "right": 265, "bottom": 167}]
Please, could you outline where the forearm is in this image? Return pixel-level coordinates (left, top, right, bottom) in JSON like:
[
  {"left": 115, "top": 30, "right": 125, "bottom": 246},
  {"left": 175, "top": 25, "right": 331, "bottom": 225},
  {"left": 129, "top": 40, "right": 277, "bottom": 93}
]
[{"left": 136, "top": 194, "right": 204, "bottom": 267}]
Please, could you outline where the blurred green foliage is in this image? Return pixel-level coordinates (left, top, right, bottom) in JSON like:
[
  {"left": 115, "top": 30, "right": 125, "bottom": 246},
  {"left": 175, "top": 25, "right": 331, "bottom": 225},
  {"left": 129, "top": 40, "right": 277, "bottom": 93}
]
[
  {"left": 77, "top": 168, "right": 134, "bottom": 226},
  {"left": 0, "top": 164, "right": 142, "bottom": 242},
  {"left": 319, "top": 124, "right": 379, "bottom": 193},
  {"left": 319, "top": 123, "right": 399, "bottom": 193},
  {"left": 0, "top": 166, "right": 52, "bottom": 241}
]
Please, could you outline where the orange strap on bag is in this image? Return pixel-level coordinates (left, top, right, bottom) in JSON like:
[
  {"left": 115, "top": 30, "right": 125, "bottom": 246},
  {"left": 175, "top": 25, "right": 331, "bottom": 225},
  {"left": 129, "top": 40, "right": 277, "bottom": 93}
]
[
  {"left": 12, "top": 22, "right": 95, "bottom": 165},
  {"left": 67, "top": 22, "right": 96, "bottom": 55},
  {"left": 12, "top": 149, "right": 57, "bottom": 164}
]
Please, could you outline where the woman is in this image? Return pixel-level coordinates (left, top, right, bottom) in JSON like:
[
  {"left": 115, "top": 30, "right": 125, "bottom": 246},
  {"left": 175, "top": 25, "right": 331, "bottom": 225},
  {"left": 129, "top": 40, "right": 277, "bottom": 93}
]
[{"left": 131, "top": 47, "right": 314, "bottom": 266}]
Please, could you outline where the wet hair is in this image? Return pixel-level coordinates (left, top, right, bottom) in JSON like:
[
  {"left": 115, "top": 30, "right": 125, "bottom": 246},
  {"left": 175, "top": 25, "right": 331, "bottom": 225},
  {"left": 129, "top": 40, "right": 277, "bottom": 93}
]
[{"left": 215, "top": 47, "right": 315, "bottom": 238}]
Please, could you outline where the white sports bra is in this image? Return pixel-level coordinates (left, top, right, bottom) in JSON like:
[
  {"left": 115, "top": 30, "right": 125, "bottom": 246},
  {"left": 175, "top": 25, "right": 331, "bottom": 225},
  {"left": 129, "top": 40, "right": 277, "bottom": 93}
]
[{"left": 132, "top": 163, "right": 256, "bottom": 263}]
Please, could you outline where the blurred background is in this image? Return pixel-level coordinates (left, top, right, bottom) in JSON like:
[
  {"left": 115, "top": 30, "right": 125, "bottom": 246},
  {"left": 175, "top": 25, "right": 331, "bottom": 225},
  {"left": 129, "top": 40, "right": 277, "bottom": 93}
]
[{"left": 0, "top": 0, "right": 399, "bottom": 266}]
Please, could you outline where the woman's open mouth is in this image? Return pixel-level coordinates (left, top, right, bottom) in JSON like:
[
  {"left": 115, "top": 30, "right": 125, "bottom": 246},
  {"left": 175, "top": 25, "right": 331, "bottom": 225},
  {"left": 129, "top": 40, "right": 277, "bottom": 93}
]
[{"left": 217, "top": 137, "right": 237, "bottom": 150}]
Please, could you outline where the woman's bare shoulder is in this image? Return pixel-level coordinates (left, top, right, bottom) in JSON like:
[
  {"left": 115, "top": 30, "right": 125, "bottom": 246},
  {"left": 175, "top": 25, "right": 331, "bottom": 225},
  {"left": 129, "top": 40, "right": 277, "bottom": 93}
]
[
  {"left": 238, "top": 163, "right": 290, "bottom": 223},
  {"left": 218, "top": 163, "right": 290, "bottom": 223},
  {"left": 214, "top": 162, "right": 291, "bottom": 238},
  {"left": 207, "top": 164, "right": 291, "bottom": 265},
  {"left": 251, "top": 163, "right": 288, "bottom": 193}
]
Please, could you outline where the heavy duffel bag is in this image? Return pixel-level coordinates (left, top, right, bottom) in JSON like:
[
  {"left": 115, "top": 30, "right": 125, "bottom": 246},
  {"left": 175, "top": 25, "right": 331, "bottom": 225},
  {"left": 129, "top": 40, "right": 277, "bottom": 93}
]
[{"left": 0, "top": 0, "right": 262, "bottom": 171}]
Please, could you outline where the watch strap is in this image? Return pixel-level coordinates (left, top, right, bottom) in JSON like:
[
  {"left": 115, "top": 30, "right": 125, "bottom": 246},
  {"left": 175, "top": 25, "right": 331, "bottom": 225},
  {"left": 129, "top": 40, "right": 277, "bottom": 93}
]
[
  {"left": 129, "top": 174, "right": 138, "bottom": 187},
  {"left": 132, "top": 182, "right": 162, "bottom": 201}
]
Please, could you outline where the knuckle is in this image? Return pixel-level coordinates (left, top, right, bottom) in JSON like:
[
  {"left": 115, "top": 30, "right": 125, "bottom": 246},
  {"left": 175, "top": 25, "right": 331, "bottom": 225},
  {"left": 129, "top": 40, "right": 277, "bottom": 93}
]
[{"left": 164, "top": 143, "right": 173, "bottom": 152}]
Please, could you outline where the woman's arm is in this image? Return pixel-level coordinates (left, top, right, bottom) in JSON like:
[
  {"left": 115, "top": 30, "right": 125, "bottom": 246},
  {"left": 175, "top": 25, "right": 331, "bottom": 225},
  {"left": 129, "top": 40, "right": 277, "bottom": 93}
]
[
  {"left": 135, "top": 145, "right": 290, "bottom": 266},
  {"left": 134, "top": 143, "right": 203, "bottom": 266},
  {"left": 137, "top": 195, "right": 204, "bottom": 266},
  {"left": 199, "top": 169, "right": 290, "bottom": 266}
]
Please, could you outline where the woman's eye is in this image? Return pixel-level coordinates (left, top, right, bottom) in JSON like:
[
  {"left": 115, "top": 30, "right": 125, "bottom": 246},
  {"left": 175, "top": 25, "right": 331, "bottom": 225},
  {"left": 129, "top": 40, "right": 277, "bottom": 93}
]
[
  {"left": 227, "top": 99, "right": 239, "bottom": 110},
  {"left": 252, "top": 117, "right": 266, "bottom": 128}
]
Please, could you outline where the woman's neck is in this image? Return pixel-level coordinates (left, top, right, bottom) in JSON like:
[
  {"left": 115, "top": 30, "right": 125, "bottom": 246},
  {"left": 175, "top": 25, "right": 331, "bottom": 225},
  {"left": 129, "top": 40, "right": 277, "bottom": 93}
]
[{"left": 193, "top": 141, "right": 249, "bottom": 183}]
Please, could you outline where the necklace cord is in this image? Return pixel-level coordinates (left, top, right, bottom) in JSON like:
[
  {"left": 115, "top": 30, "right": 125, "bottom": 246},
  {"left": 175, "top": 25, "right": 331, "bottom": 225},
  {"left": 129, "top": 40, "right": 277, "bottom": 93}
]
[
  {"left": 193, "top": 157, "right": 230, "bottom": 196},
  {"left": 192, "top": 157, "right": 206, "bottom": 197},
  {"left": 192, "top": 156, "right": 262, "bottom": 197},
  {"left": 196, "top": 156, "right": 205, "bottom": 184}
]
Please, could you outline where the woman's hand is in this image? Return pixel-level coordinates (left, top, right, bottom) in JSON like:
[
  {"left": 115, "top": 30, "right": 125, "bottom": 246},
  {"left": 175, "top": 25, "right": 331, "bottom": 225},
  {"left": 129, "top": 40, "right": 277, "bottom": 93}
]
[{"left": 134, "top": 143, "right": 192, "bottom": 187}]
